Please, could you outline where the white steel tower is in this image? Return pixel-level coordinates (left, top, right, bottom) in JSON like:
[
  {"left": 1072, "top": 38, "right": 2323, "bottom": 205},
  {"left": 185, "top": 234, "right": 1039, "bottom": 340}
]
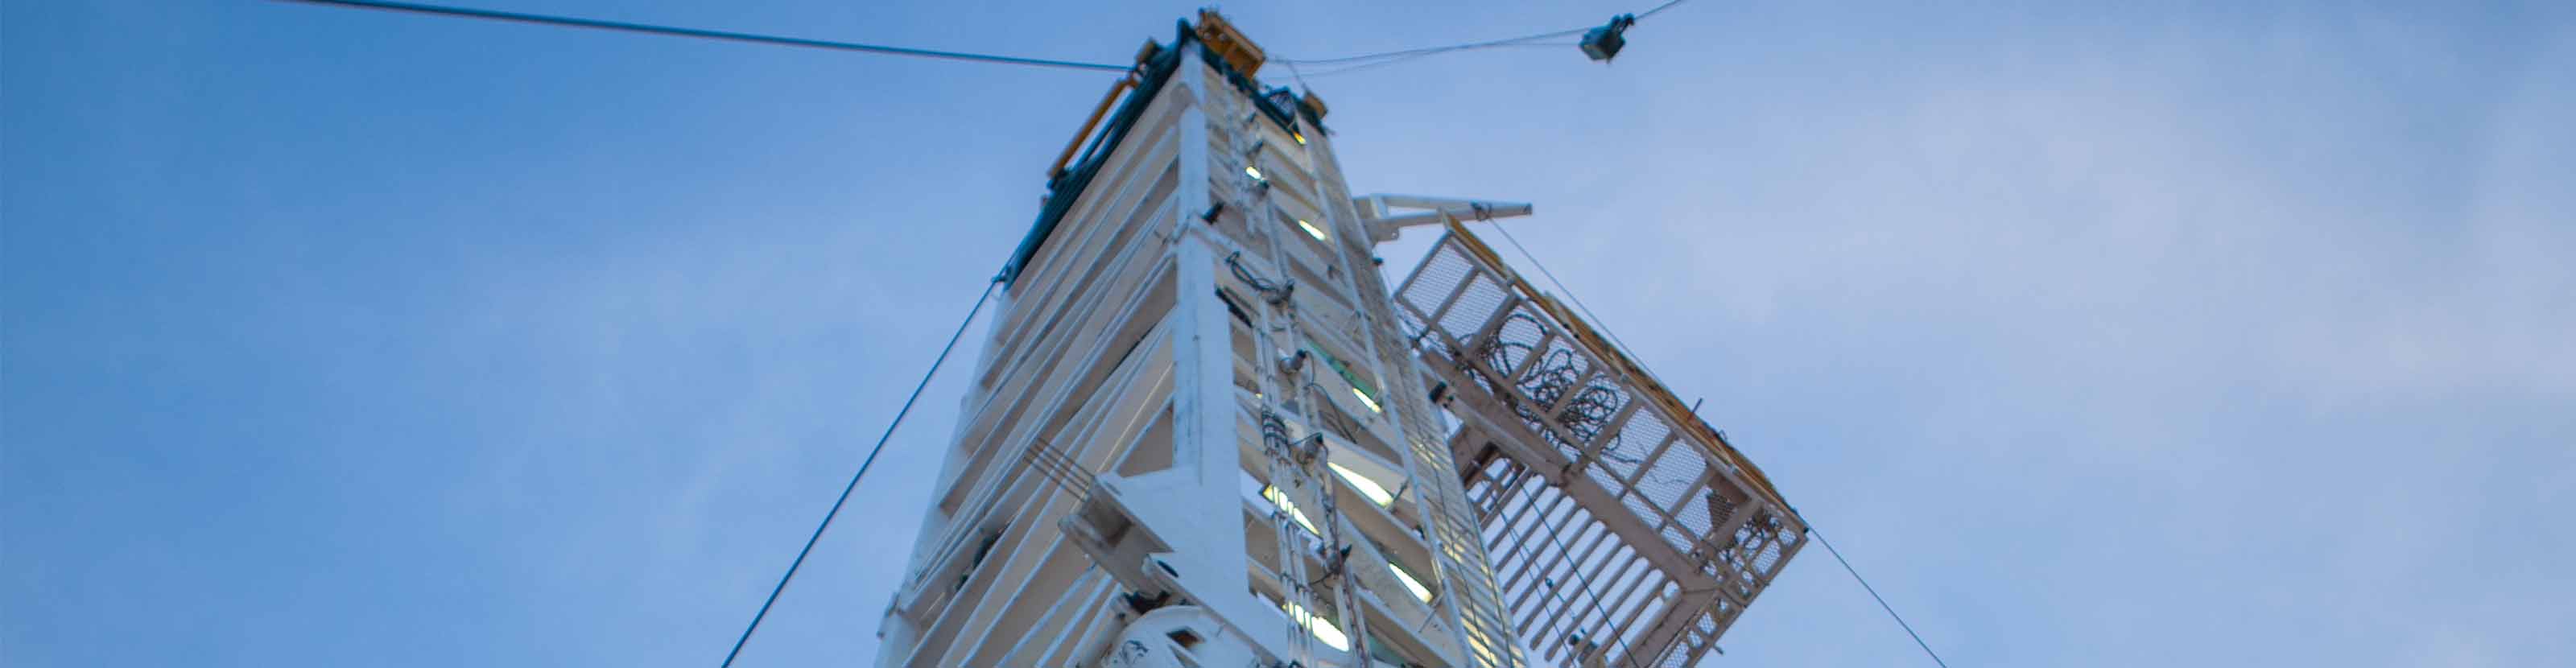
[{"left": 876, "top": 13, "right": 1803, "bottom": 668}]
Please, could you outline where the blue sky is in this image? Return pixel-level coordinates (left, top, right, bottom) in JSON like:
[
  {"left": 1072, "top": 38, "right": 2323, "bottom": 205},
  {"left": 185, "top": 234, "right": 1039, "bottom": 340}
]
[{"left": 4, "top": 1, "right": 2570, "bottom": 666}]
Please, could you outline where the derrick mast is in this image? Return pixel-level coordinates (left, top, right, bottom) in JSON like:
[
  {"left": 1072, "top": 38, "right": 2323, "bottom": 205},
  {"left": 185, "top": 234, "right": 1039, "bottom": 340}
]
[{"left": 877, "top": 13, "right": 1802, "bottom": 668}]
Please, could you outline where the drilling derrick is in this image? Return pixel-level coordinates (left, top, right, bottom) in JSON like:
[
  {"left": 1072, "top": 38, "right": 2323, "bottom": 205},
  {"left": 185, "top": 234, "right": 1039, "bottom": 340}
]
[{"left": 877, "top": 12, "right": 1802, "bottom": 668}]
